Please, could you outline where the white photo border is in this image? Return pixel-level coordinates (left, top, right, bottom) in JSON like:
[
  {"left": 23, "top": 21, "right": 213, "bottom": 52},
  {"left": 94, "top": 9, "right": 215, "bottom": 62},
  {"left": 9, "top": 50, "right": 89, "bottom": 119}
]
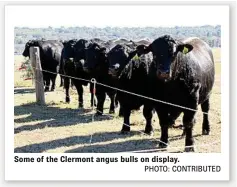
[{"left": 5, "top": 3, "right": 230, "bottom": 182}]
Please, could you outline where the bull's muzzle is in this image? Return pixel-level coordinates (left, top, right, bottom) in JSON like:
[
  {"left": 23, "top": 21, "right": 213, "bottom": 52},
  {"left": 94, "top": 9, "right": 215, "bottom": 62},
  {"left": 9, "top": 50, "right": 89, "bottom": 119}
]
[
  {"left": 22, "top": 50, "right": 28, "bottom": 57},
  {"left": 156, "top": 71, "right": 171, "bottom": 80},
  {"left": 108, "top": 68, "right": 118, "bottom": 77}
]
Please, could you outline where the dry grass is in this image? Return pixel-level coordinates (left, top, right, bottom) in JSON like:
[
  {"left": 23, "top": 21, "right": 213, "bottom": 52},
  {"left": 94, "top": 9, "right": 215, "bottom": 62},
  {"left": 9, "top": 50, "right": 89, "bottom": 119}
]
[
  {"left": 14, "top": 49, "right": 221, "bottom": 153},
  {"left": 212, "top": 48, "right": 221, "bottom": 63}
]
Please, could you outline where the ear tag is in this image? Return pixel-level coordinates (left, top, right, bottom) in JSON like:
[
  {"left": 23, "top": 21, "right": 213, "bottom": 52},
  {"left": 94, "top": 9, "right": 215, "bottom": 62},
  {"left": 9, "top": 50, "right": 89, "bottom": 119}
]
[
  {"left": 182, "top": 46, "right": 189, "bottom": 54},
  {"left": 132, "top": 54, "right": 140, "bottom": 61}
]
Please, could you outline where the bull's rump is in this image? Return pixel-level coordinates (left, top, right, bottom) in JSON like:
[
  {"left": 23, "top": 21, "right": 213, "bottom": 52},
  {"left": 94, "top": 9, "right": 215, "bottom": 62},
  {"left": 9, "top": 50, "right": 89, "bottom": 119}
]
[{"left": 174, "top": 37, "right": 215, "bottom": 104}]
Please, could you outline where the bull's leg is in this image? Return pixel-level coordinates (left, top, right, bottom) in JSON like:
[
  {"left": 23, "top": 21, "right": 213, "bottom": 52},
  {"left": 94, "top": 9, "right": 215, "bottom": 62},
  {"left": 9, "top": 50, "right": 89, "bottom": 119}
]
[
  {"left": 44, "top": 72, "right": 50, "bottom": 92},
  {"left": 183, "top": 110, "right": 196, "bottom": 152},
  {"left": 71, "top": 81, "right": 74, "bottom": 88},
  {"left": 50, "top": 74, "right": 57, "bottom": 92},
  {"left": 168, "top": 110, "right": 185, "bottom": 135},
  {"left": 115, "top": 94, "right": 119, "bottom": 108},
  {"left": 169, "top": 110, "right": 182, "bottom": 128},
  {"left": 89, "top": 83, "right": 97, "bottom": 107},
  {"left": 157, "top": 110, "right": 169, "bottom": 149},
  {"left": 119, "top": 104, "right": 124, "bottom": 117},
  {"left": 143, "top": 104, "right": 154, "bottom": 135},
  {"left": 116, "top": 94, "right": 123, "bottom": 117},
  {"left": 74, "top": 81, "right": 84, "bottom": 108},
  {"left": 107, "top": 92, "right": 116, "bottom": 114},
  {"left": 60, "top": 75, "right": 64, "bottom": 87},
  {"left": 201, "top": 99, "right": 210, "bottom": 135},
  {"left": 96, "top": 91, "right": 106, "bottom": 115},
  {"left": 64, "top": 77, "right": 70, "bottom": 103},
  {"left": 45, "top": 78, "right": 50, "bottom": 92},
  {"left": 121, "top": 107, "right": 131, "bottom": 133}
]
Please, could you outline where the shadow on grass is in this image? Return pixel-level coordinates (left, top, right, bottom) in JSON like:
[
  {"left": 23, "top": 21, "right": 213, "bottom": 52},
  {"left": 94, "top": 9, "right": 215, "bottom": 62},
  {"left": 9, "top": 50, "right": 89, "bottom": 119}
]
[
  {"left": 14, "top": 131, "right": 143, "bottom": 153},
  {"left": 168, "top": 134, "right": 204, "bottom": 144},
  {"left": 14, "top": 126, "right": 201, "bottom": 153},
  {"left": 65, "top": 139, "right": 158, "bottom": 153},
  {"left": 14, "top": 102, "right": 114, "bottom": 134},
  {"left": 14, "top": 88, "right": 35, "bottom": 95},
  {"left": 65, "top": 133, "right": 204, "bottom": 153}
]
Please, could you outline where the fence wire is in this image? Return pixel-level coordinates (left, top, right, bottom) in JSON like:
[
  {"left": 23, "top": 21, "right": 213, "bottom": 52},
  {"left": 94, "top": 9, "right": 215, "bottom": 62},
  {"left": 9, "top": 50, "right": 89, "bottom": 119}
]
[{"left": 29, "top": 66, "right": 215, "bottom": 115}]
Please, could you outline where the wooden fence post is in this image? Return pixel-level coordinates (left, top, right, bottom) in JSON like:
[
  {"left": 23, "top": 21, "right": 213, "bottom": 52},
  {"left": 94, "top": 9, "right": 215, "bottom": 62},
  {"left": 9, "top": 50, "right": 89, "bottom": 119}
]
[{"left": 30, "top": 47, "right": 46, "bottom": 105}]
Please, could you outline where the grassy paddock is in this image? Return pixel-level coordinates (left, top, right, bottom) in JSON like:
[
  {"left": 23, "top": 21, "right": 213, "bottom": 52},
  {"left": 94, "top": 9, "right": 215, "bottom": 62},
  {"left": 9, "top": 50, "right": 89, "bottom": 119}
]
[{"left": 14, "top": 48, "right": 221, "bottom": 153}]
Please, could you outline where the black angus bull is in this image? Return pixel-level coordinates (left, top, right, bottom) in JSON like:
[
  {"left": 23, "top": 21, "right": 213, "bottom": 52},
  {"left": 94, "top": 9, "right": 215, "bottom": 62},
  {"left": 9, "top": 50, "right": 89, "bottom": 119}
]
[
  {"left": 137, "top": 35, "right": 215, "bottom": 152},
  {"left": 83, "top": 41, "right": 118, "bottom": 115},
  {"left": 60, "top": 39, "right": 97, "bottom": 108},
  {"left": 107, "top": 42, "right": 153, "bottom": 133},
  {"left": 107, "top": 42, "right": 143, "bottom": 117},
  {"left": 22, "top": 39, "right": 64, "bottom": 91}
]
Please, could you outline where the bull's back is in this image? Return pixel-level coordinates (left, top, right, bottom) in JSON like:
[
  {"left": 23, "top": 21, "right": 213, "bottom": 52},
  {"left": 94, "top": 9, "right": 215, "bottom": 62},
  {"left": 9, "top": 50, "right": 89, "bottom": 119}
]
[
  {"left": 179, "top": 37, "right": 215, "bottom": 103},
  {"left": 40, "top": 41, "right": 63, "bottom": 62},
  {"left": 181, "top": 37, "right": 214, "bottom": 66}
]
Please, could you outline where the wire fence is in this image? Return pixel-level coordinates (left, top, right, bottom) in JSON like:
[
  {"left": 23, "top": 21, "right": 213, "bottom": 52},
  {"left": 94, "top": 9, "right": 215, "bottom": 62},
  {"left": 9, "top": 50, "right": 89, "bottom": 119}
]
[
  {"left": 30, "top": 66, "right": 215, "bottom": 115},
  {"left": 14, "top": 64, "right": 221, "bottom": 153}
]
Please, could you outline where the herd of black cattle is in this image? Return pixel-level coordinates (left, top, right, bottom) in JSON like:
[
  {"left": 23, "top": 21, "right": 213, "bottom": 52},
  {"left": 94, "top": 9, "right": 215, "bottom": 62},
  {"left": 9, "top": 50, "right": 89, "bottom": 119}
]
[{"left": 22, "top": 35, "right": 215, "bottom": 152}]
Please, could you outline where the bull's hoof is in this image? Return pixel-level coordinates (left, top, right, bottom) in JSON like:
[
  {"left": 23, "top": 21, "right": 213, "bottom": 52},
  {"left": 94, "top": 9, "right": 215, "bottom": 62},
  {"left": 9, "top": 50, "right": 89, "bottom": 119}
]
[
  {"left": 121, "top": 125, "right": 130, "bottom": 134},
  {"left": 144, "top": 130, "right": 154, "bottom": 136},
  {"left": 184, "top": 146, "right": 195, "bottom": 152},
  {"left": 202, "top": 129, "right": 210, "bottom": 135},
  {"left": 96, "top": 111, "right": 103, "bottom": 116},
  {"left": 144, "top": 126, "right": 154, "bottom": 136},
  {"left": 78, "top": 103, "right": 84, "bottom": 108},
  {"left": 65, "top": 97, "right": 70, "bottom": 103},
  {"left": 44, "top": 88, "right": 49, "bottom": 92},
  {"left": 109, "top": 109, "right": 115, "bottom": 114},
  {"left": 158, "top": 142, "right": 168, "bottom": 150}
]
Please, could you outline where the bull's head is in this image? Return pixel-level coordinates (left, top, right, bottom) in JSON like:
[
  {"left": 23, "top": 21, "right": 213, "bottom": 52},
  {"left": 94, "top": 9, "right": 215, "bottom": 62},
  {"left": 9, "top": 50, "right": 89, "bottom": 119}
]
[
  {"left": 83, "top": 43, "right": 107, "bottom": 74},
  {"left": 73, "top": 39, "right": 90, "bottom": 63},
  {"left": 107, "top": 44, "right": 137, "bottom": 78},
  {"left": 62, "top": 39, "right": 77, "bottom": 61},
  {"left": 22, "top": 40, "right": 38, "bottom": 57},
  {"left": 137, "top": 35, "right": 193, "bottom": 80}
]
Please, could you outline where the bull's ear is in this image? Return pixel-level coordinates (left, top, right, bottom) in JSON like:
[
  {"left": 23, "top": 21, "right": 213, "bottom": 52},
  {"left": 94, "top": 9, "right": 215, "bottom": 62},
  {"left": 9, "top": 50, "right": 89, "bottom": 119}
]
[
  {"left": 177, "top": 44, "right": 193, "bottom": 54},
  {"left": 127, "top": 50, "right": 137, "bottom": 61},
  {"left": 62, "top": 41, "right": 67, "bottom": 46},
  {"left": 136, "top": 44, "right": 151, "bottom": 55}
]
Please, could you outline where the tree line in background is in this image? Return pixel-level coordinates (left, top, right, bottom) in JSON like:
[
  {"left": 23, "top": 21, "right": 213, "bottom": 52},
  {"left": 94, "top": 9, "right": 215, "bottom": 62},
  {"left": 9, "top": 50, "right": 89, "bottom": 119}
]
[{"left": 14, "top": 25, "right": 221, "bottom": 54}]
